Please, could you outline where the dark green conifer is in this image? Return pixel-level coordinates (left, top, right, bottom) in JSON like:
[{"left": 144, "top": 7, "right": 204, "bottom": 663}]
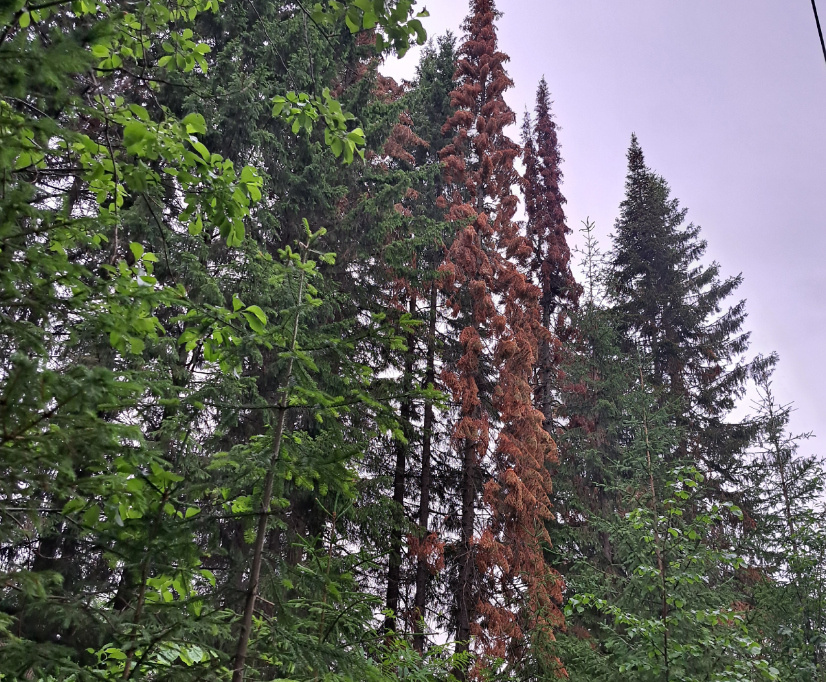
[{"left": 608, "top": 135, "right": 755, "bottom": 493}]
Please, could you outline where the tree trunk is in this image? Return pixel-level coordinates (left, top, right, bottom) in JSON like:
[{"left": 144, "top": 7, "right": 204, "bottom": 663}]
[
  {"left": 413, "top": 282, "right": 438, "bottom": 653},
  {"left": 384, "top": 295, "right": 416, "bottom": 635},
  {"left": 454, "top": 435, "right": 477, "bottom": 681}
]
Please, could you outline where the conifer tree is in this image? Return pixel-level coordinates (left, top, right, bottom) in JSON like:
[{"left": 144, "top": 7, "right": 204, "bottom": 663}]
[
  {"left": 521, "top": 78, "right": 581, "bottom": 433},
  {"left": 552, "top": 159, "right": 778, "bottom": 680},
  {"left": 608, "top": 135, "right": 755, "bottom": 497},
  {"left": 404, "top": 35, "right": 459, "bottom": 652},
  {"left": 555, "top": 334, "right": 780, "bottom": 682},
  {"left": 746, "top": 363, "right": 826, "bottom": 680},
  {"left": 438, "top": 2, "right": 508, "bottom": 661},
  {"left": 439, "top": 1, "right": 563, "bottom": 673}
]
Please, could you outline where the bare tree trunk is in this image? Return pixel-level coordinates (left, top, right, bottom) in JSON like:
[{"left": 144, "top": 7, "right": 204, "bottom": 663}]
[
  {"left": 413, "top": 282, "right": 438, "bottom": 653},
  {"left": 384, "top": 295, "right": 416, "bottom": 635}
]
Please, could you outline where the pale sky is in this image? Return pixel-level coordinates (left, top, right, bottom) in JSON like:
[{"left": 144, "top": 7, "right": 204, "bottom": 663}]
[{"left": 384, "top": 0, "right": 826, "bottom": 449}]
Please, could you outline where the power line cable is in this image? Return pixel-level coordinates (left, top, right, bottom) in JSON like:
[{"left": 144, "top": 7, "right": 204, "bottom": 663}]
[{"left": 812, "top": 0, "right": 826, "bottom": 67}]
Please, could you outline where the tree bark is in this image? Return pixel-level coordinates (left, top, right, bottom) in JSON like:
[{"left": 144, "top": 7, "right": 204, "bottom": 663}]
[
  {"left": 384, "top": 295, "right": 416, "bottom": 635},
  {"left": 413, "top": 282, "right": 438, "bottom": 653},
  {"left": 454, "top": 434, "right": 477, "bottom": 682}
]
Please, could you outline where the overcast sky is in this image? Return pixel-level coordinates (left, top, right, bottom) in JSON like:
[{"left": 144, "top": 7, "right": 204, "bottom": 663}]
[{"left": 384, "top": 0, "right": 826, "bottom": 449}]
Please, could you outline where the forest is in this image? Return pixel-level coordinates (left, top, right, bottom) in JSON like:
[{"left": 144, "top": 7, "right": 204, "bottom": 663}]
[{"left": 1, "top": 0, "right": 824, "bottom": 680}]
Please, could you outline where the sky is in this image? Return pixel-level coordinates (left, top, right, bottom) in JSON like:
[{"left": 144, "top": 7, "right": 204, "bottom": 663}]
[{"left": 384, "top": 0, "right": 826, "bottom": 449}]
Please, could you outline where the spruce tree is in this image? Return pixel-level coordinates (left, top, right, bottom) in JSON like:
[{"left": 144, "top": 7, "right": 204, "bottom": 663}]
[
  {"left": 521, "top": 78, "right": 581, "bottom": 433},
  {"left": 747, "top": 363, "right": 826, "bottom": 680},
  {"left": 404, "top": 35, "right": 459, "bottom": 652},
  {"left": 438, "top": 1, "right": 511, "bottom": 662},
  {"left": 439, "top": 1, "right": 562, "bottom": 673},
  {"left": 608, "top": 135, "right": 755, "bottom": 497}
]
